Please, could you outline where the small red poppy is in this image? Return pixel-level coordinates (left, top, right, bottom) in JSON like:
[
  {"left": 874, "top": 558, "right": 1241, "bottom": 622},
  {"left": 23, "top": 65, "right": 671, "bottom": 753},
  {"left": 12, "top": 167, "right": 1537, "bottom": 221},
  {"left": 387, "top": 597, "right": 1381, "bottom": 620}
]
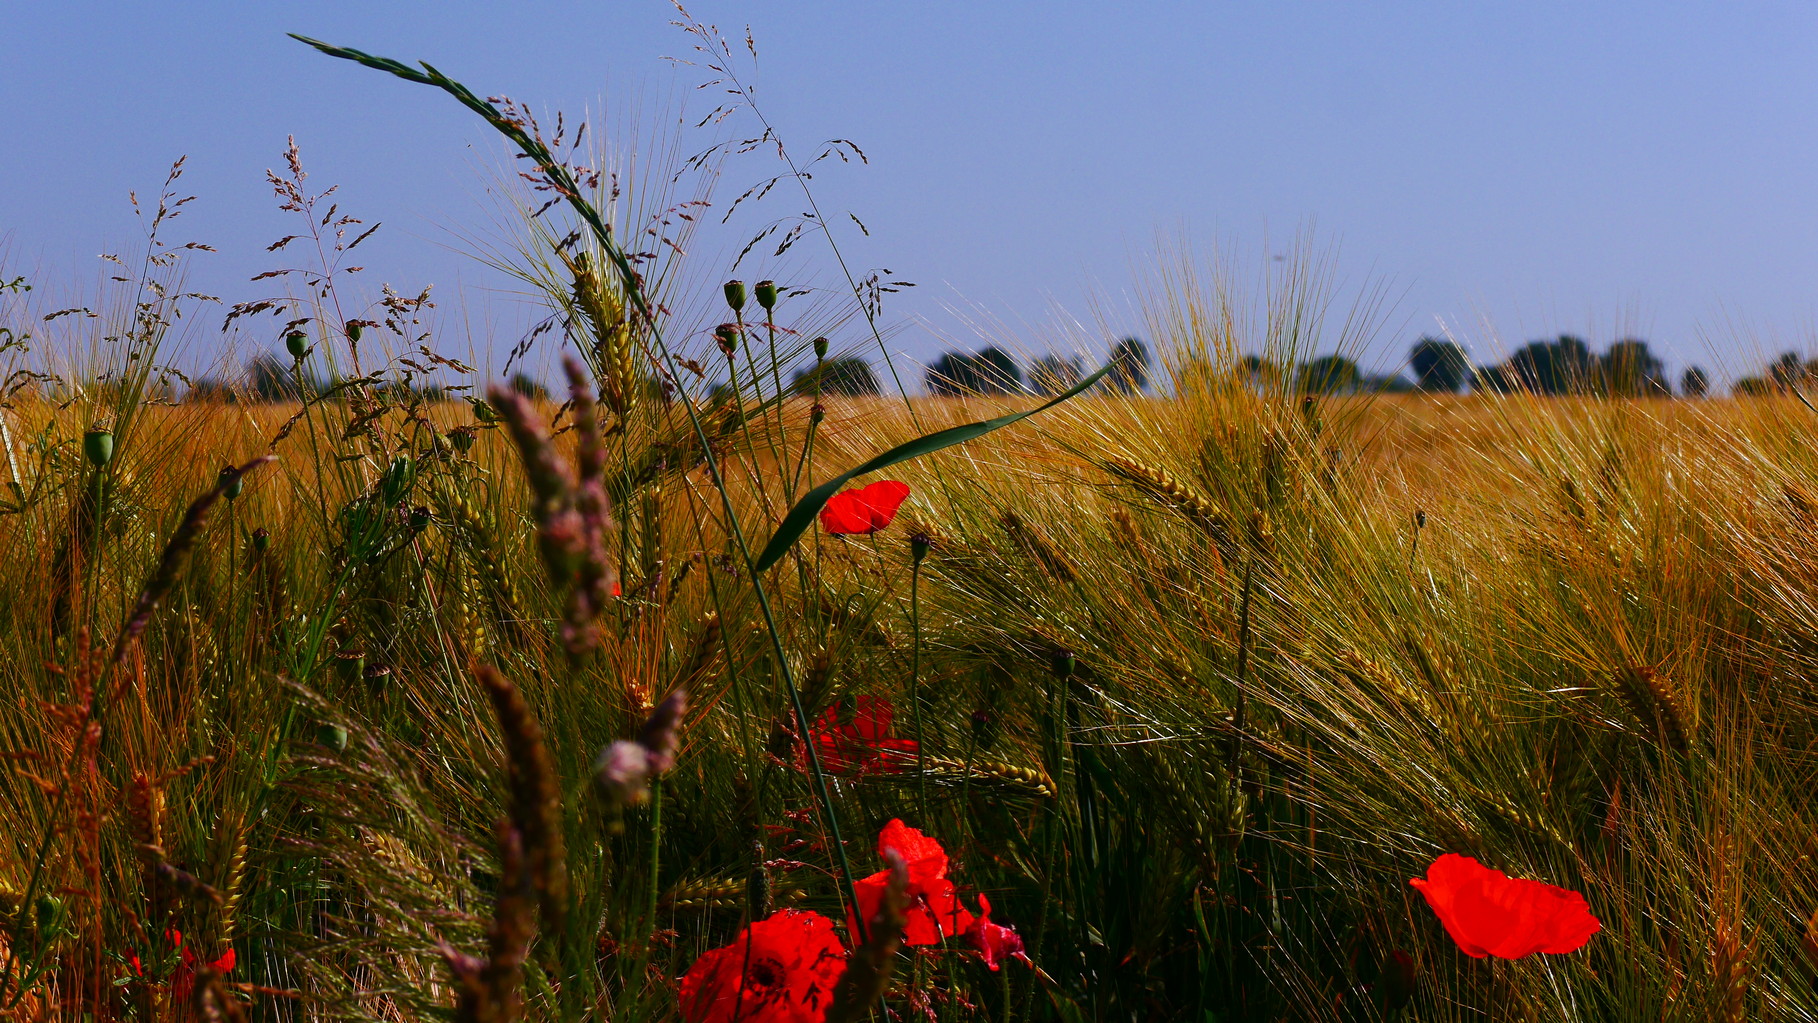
[
  {"left": 810, "top": 696, "right": 918, "bottom": 775},
  {"left": 852, "top": 820, "right": 975, "bottom": 945},
  {"left": 127, "top": 929, "right": 234, "bottom": 999},
  {"left": 964, "top": 894, "right": 1028, "bottom": 971},
  {"left": 1410, "top": 854, "right": 1600, "bottom": 959},
  {"left": 678, "top": 909, "right": 847, "bottom": 1023},
  {"left": 819, "top": 480, "right": 910, "bottom": 535}
]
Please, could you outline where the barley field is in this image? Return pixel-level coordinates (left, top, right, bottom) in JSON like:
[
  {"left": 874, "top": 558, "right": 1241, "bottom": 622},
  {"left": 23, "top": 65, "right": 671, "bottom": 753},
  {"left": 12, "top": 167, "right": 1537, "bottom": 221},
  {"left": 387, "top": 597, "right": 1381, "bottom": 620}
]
[{"left": 6, "top": 31, "right": 1818, "bottom": 1023}]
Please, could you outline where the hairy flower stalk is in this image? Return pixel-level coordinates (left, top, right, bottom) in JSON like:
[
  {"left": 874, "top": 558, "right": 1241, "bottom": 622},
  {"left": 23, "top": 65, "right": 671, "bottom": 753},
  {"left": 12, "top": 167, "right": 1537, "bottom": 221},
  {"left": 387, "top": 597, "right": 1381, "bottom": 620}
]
[
  {"left": 474, "top": 664, "right": 568, "bottom": 939},
  {"left": 489, "top": 356, "right": 619, "bottom": 656}
]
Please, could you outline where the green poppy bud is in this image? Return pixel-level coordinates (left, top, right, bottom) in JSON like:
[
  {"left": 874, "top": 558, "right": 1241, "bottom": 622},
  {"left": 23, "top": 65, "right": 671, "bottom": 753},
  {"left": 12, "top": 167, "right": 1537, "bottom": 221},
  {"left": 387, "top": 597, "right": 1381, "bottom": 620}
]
[
  {"left": 381, "top": 456, "right": 414, "bottom": 505},
  {"left": 345, "top": 320, "right": 363, "bottom": 343},
  {"left": 83, "top": 428, "right": 114, "bottom": 468},
  {"left": 723, "top": 280, "right": 746, "bottom": 314},
  {"left": 252, "top": 527, "right": 270, "bottom": 552},
  {"left": 810, "top": 402, "right": 825, "bottom": 425},
  {"left": 910, "top": 532, "right": 931, "bottom": 565},
  {"left": 812, "top": 336, "right": 830, "bottom": 360},
  {"left": 449, "top": 426, "right": 476, "bottom": 453},
  {"left": 1051, "top": 649, "right": 1076, "bottom": 681},
  {"left": 755, "top": 279, "right": 778, "bottom": 311},
  {"left": 714, "top": 323, "right": 740, "bottom": 357},
  {"left": 318, "top": 722, "right": 348, "bottom": 752},
  {"left": 408, "top": 505, "right": 432, "bottom": 532},
  {"left": 286, "top": 331, "right": 309, "bottom": 360},
  {"left": 219, "top": 464, "right": 243, "bottom": 501}
]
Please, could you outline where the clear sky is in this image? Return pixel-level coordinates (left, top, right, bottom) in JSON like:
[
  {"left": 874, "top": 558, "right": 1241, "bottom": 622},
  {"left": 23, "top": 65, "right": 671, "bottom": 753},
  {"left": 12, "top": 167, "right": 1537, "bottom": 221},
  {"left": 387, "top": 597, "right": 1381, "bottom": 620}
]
[{"left": 7, "top": 1, "right": 1818, "bottom": 387}]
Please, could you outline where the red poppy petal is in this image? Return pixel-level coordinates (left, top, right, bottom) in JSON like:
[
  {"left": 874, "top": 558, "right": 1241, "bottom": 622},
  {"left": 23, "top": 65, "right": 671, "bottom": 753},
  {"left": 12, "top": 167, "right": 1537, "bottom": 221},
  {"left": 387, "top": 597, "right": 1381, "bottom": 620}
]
[
  {"left": 680, "top": 910, "right": 847, "bottom": 1023},
  {"left": 876, "top": 819, "right": 949, "bottom": 877},
  {"left": 819, "top": 492, "right": 876, "bottom": 534},
  {"left": 1412, "top": 854, "right": 1599, "bottom": 960},
  {"left": 854, "top": 480, "right": 910, "bottom": 530},
  {"left": 210, "top": 949, "right": 236, "bottom": 973}
]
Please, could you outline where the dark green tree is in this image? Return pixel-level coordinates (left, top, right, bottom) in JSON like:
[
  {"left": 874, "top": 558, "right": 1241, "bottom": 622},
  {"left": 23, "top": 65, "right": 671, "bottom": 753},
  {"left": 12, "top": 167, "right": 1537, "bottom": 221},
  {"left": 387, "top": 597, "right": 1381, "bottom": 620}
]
[
  {"left": 1593, "top": 339, "right": 1667, "bottom": 396},
  {"left": 1029, "top": 354, "right": 1083, "bottom": 396},
  {"left": 1296, "top": 354, "right": 1360, "bottom": 395},
  {"left": 1107, "top": 337, "right": 1151, "bottom": 394},
  {"left": 1680, "top": 366, "right": 1709, "bottom": 398},
  {"left": 1409, "top": 336, "right": 1469, "bottom": 393},
  {"left": 794, "top": 356, "right": 879, "bottom": 397}
]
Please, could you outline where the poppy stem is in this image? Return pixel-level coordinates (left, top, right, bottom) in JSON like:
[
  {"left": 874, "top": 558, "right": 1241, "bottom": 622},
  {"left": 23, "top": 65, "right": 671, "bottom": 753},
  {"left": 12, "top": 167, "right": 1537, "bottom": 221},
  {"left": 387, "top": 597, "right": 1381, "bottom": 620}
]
[{"left": 910, "top": 554, "right": 929, "bottom": 823}]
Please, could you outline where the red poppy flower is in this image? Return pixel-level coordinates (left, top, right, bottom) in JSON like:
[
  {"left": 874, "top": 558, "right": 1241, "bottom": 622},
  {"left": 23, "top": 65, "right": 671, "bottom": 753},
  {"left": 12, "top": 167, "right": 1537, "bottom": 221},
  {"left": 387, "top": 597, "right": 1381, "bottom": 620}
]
[
  {"left": 964, "top": 894, "right": 1028, "bottom": 971},
  {"left": 127, "top": 929, "right": 234, "bottom": 999},
  {"left": 678, "top": 909, "right": 848, "bottom": 1023},
  {"left": 819, "top": 480, "right": 910, "bottom": 535},
  {"left": 1410, "top": 854, "right": 1601, "bottom": 958},
  {"left": 810, "top": 696, "right": 918, "bottom": 775},
  {"left": 852, "top": 820, "right": 975, "bottom": 945}
]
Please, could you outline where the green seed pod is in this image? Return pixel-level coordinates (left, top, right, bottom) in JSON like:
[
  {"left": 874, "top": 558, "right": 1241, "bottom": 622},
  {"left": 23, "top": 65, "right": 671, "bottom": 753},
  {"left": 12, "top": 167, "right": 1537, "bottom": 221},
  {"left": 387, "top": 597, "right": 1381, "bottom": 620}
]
[
  {"left": 714, "top": 323, "right": 740, "bottom": 357},
  {"left": 755, "top": 279, "right": 778, "bottom": 311},
  {"left": 317, "top": 722, "right": 349, "bottom": 752},
  {"left": 219, "top": 464, "right": 244, "bottom": 501},
  {"left": 345, "top": 320, "right": 363, "bottom": 343},
  {"left": 286, "top": 331, "right": 309, "bottom": 360},
  {"left": 910, "top": 533, "right": 931, "bottom": 565},
  {"left": 810, "top": 402, "right": 825, "bottom": 425},
  {"left": 812, "top": 336, "right": 829, "bottom": 360},
  {"left": 723, "top": 280, "right": 747, "bottom": 314},
  {"left": 251, "top": 527, "right": 270, "bottom": 552},
  {"left": 1051, "top": 649, "right": 1076, "bottom": 681},
  {"left": 83, "top": 428, "right": 114, "bottom": 468},
  {"left": 408, "top": 505, "right": 432, "bottom": 532},
  {"left": 382, "top": 455, "right": 414, "bottom": 505},
  {"left": 448, "top": 427, "right": 476, "bottom": 453}
]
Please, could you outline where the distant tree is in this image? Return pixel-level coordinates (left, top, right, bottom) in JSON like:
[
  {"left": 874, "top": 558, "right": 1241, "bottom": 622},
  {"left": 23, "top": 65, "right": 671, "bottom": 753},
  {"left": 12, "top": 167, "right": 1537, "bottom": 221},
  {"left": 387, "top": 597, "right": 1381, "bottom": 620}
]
[
  {"left": 794, "top": 356, "right": 879, "bottom": 397},
  {"left": 1240, "top": 354, "right": 1283, "bottom": 390},
  {"left": 925, "top": 352, "right": 970, "bottom": 396},
  {"left": 187, "top": 377, "right": 237, "bottom": 403},
  {"left": 1771, "top": 351, "right": 1805, "bottom": 391},
  {"left": 975, "top": 347, "right": 1022, "bottom": 394},
  {"left": 1296, "top": 354, "right": 1360, "bottom": 395},
  {"left": 1107, "top": 337, "right": 1151, "bottom": 394},
  {"left": 1735, "top": 376, "right": 1772, "bottom": 397},
  {"left": 1409, "top": 336, "right": 1469, "bottom": 393},
  {"left": 509, "top": 373, "right": 550, "bottom": 401},
  {"left": 1593, "top": 338, "right": 1667, "bottom": 397},
  {"left": 1680, "top": 366, "right": 1710, "bottom": 398},
  {"left": 1506, "top": 335, "right": 1592, "bottom": 395},
  {"left": 1363, "top": 374, "right": 1415, "bottom": 394},
  {"left": 248, "top": 355, "right": 317, "bottom": 402},
  {"left": 1029, "top": 354, "right": 1083, "bottom": 396},
  {"left": 1472, "top": 364, "right": 1517, "bottom": 395}
]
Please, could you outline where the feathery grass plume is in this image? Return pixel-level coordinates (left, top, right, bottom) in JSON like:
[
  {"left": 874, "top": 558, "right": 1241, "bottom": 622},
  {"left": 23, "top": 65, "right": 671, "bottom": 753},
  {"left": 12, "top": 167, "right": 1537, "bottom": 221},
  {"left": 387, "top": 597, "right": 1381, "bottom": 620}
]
[
  {"left": 826, "top": 850, "right": 908, "bottom": 1023},
  {"left": 443, "top": 822, "right": 534, "bottom": 1023},
  {"left": 561, "top": 357, "right": 617, "bottom": 654},
  {"left": 473, "top": 664, "right": 567, "bottom": 938},
  {"left": 595, "top": 689, "right": 687, "bottom": 815}
]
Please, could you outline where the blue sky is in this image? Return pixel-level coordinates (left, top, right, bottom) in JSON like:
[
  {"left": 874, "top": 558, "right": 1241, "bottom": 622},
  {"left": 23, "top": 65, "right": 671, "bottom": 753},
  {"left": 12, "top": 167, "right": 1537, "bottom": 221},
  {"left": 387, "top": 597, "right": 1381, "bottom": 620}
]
[{"left": 7, "top": 1, "right": 1818, "bottom": 386}]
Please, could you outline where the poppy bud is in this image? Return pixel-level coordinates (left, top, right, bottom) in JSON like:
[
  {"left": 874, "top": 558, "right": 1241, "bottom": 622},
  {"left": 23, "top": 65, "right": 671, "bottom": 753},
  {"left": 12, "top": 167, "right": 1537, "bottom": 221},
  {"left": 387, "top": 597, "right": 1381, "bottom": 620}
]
[
  {"left": 286, "top": 331, "right": 309, "bottom": 360},
  {"left": 34, "top": 894, "right": 64, "bottom": 932},
  {"left": 971, "top": 708, "right": 1000, "bottom": 749},
  {"left": 251, "top": 527, "right": 270, "bottom": 552},
  {"left": 318, "top": 722, "right": 348, "bottom": 752},
  {"left": 345, "top": 320, "right": 363, "bottom": 343},
  {"left": 714, "top": 323, "right": 740, "bottom": 357},
  {"left": 408, "top": 506, "right": 431, "bottom": 532},
  {"left": 910, "top": 533, "right": 931, "bottom": 565},
  {"left": 1377, "top": 950, "right": 1417, "bottom": 1011},
  {"left": 219, "top": 464, "right": 243, "bottom": 501},
  {"left": 1414, "top": 509, "right": 1427, "bottom": 529},
  {"left": 448, "top": 426, "right": 476, "bottom": 453},
  {"left": 83, "top": 428, "right": 114, "bottom": 468},
  {"left": 723, "top": 279, "right": 746, "bottom": 314},
  {"left": 381, "top": 455, "right": 414, "bottom": 505},
  {"left": 1051, "top": 649, "right": 1075, "bottom": 680},
  {"left": 810, "top": 403, "right": 825, "bottom": 425},
  {"left": 755, "top": 279, "right": 778, "bottom": 311},
  {"left": 813, "top": 336, "right": 830, "bottom": 360}
]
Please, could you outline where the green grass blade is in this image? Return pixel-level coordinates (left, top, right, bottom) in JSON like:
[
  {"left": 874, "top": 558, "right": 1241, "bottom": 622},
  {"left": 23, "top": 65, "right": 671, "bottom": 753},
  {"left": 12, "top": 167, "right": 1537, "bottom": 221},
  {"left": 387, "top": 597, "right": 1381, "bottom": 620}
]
[{"left": 753, "top": 361, "right": 1115, "bottom": 572}]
